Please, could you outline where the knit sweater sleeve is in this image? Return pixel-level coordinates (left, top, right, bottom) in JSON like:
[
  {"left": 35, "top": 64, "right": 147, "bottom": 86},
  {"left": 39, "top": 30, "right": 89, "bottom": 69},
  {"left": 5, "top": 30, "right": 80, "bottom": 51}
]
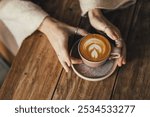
[
  {"left": 0, "top": 0, "right": 48, "bottom": 46},
  {"left": 79, "top": 0, "right": 136, "bottom": 15}
]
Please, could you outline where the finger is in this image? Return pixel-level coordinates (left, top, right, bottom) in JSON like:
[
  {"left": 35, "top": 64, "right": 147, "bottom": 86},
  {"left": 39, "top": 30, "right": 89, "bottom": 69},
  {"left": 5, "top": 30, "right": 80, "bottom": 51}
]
[
  {"left": 62, "top": 62, "right": 70, "bottom": 72},
  {"left": 117, "top": 57, "right": 122, "bottom": 67},
  {"left": 71, "top": 57, "right": 83, "bottom": 64},
  {"left": 59, "top": 58, "right": 70, "bottom": 72},
  {"left": 60, "top": 38, "right": 71, "bottom": 67},
  {"left": 122, "top": 43, "right": 126, "bottom": 65},
  {"left": 69, "top": 26, "right": 88, "bottom": 36},
  {"left": 77, "top": 28, "right": 88, "bottom": 36},
  {"left": 62, "top": 49, "right": 71, "bottom": 67},
  {"left": 117, "top": 41, "right": 126, "bottom": 66},
  {"left": 122, "top": 58, "right": 126, "bottom": 64},
  {"left": 106, "top": 29, "right": 118, "bottom": 40},
  {"left": 114, "top": 31, "right": 121, "bottom": 39},
  {"left": 122, "top": 53, "right": 126, "bottom": 65},
  {"left": 114, "top": 27, "right": 122, "bottom": 39},
  {"left": 111, "top": 31, "right": 118, "bottom": 40}
]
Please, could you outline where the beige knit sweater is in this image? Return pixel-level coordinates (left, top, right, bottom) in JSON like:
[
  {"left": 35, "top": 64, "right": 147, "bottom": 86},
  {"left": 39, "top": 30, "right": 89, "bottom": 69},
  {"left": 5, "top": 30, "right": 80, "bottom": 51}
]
[
  {"left": 79, "top": 0, "right": 136, "bottom": 15},
  {"left": 0, "top": 0, "right": 136, "bottom": 55}
]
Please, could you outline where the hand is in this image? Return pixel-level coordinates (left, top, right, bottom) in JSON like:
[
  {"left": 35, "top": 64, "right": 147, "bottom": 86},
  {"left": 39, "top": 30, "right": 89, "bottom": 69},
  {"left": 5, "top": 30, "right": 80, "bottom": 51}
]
[
  {"left": 38, "top": 16, "right": 88, "bottom": 72},
  {"left": 88, "top": 9, "right": 126, "bottom": 67}
]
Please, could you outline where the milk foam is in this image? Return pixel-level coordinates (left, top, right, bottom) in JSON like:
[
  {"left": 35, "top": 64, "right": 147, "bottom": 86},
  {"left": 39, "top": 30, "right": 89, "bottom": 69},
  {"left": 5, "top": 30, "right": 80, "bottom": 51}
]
[
  {"left": 91, "top": 49, "right": 98, "bottom": 58},
  {"left": 83, "top": 38, "right": 105, "bottom": 59},
  {"left": 88, "top": 44, "right": 102, "bottom": 59},
  {"left": 80, "top": 36, "right": 109, "bottom": 61}
]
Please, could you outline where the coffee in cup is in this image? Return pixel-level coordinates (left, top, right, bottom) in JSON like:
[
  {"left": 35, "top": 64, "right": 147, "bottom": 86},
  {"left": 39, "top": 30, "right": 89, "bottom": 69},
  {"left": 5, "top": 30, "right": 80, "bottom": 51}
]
[{"left": 78, "top": 34, "right": 120, "bottom": 67}]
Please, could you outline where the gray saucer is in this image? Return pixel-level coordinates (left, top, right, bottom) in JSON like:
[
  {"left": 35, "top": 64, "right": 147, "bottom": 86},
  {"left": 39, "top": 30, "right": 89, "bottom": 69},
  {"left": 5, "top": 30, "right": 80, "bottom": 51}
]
[{"left": 70, "top": 40, "right": 118, "bottom": 81}]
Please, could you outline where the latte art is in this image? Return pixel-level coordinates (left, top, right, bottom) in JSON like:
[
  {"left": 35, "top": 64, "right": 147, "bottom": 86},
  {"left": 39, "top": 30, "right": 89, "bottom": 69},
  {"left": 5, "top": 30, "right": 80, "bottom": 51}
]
[
  {"left": 91, "top": 49, "right": 98, "bottom": 58},
  {"left": 79, "top": 34, "right": 111, "bottom": 62},
  {"left": 88, "top": 43, "right": 102, "bottom": 59}
]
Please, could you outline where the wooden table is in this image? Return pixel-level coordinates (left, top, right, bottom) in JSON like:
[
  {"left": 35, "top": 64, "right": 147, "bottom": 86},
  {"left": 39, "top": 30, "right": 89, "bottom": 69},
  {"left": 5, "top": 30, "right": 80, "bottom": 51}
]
[{"left": 0, "top": 0, "right": 150, "bottom": 99}]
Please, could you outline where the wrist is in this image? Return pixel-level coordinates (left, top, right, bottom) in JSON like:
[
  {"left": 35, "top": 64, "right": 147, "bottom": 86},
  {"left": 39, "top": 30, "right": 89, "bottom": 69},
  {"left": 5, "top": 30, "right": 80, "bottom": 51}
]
[
  {"left": 88, "top": 8, "right": 102, "bottom": 19},
  {"left": 38, "top": 16, "right": 56, "bottom": 33}
]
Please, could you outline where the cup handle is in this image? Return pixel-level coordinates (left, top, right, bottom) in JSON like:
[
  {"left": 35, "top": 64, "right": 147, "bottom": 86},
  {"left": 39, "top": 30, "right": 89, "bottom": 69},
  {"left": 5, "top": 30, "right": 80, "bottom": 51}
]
[{"left": 109, "top": 47, "right": 121, "bottom": 60}]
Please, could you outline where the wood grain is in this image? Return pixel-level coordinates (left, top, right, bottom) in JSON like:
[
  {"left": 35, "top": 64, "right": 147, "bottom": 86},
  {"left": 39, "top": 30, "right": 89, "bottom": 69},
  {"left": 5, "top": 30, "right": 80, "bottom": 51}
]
[
  {"left": 0, "top": 31, "right": 62, "bottom": 99},
  {"left": 112, "top": 0, "right": 150, "bottom": 99},
  {"left": 52, "top": 6, "right": 136, "bottom": 99}
]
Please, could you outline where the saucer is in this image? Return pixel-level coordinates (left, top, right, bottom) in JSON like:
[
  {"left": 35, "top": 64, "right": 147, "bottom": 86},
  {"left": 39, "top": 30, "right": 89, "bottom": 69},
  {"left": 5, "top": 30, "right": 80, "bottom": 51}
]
[{"left": 70, "top": 40, "right": 118, "bottom": 81}]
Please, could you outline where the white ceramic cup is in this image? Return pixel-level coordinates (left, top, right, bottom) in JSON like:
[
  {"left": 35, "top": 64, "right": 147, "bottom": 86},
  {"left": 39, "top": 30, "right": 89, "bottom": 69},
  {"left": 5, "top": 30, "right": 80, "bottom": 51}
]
[{"left": 78, "top": 34, "right": 121, "bottom": 67}]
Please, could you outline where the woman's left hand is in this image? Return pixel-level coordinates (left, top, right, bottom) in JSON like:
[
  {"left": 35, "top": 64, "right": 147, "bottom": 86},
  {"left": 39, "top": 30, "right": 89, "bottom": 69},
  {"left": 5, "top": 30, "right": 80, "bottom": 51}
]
[{"left": 88, "top": 8, "right": 126, "bottom": 67}]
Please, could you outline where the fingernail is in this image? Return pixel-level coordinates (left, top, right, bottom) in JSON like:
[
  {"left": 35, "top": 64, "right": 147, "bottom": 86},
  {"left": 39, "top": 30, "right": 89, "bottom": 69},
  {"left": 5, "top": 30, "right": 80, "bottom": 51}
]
[
  {"left": 113, "top": 36, "right": 117, "bottom": 40},
  {"left": 123, "top": 61, "right": 126, "bottom": 64}
]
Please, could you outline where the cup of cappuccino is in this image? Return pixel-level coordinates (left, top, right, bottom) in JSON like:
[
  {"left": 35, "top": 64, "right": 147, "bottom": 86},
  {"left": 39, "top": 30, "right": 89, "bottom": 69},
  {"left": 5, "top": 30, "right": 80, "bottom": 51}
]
[{"left": 78, "top": 34, "right": 121, "bottom": 67}]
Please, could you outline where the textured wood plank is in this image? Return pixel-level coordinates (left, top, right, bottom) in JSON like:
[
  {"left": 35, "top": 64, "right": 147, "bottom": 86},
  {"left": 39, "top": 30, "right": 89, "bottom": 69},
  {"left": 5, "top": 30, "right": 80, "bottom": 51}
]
[
  {"left": 0, "top": 31, "right": 62, "bottom": 99},
  {"left": 112, "top": 0, "right": 150, "bottom": 99},
  {"left": 52, "top": 71, "right": 117, "bottom": 99},
  {"left": 52, "top": 6, "right": 136, "bottom": 99}
]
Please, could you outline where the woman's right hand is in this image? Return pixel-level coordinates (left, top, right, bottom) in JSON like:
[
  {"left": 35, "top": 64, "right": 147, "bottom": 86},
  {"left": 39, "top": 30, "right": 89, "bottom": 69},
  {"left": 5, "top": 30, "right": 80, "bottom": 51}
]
[{"left": 38, "top": 16, "right": 88, "bottom": 72}]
